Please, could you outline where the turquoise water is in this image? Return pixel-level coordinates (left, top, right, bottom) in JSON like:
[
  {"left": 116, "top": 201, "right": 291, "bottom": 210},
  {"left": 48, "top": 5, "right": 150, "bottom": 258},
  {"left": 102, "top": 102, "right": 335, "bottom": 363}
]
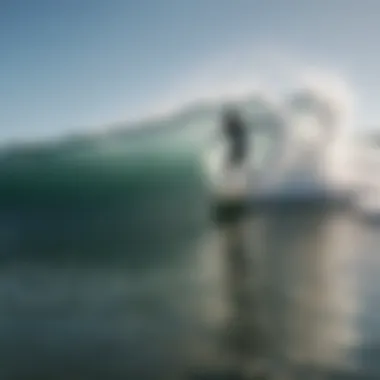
[{"left": 0, "top": 102, "right": 379, "bottom": 379}]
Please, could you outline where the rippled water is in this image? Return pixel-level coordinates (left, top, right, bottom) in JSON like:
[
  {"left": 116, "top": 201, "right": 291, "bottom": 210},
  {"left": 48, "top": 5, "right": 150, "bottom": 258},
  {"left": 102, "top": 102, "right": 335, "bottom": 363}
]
[{"left": 1, "top": 193, "right": 380, "bottom": 379}]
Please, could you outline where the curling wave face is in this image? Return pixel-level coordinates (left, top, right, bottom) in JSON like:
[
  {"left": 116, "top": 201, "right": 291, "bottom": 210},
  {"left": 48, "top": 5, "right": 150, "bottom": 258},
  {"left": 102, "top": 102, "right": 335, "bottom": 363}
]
[{"left": 0, "top": 79, "right": 370, "bottom": 210}]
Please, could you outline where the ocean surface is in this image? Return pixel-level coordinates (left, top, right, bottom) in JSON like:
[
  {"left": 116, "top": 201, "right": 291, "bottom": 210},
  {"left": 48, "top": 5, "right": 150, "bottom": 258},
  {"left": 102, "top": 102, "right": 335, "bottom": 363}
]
[{"left": 0, "top": 103, "right": 380, "bottom": 380}]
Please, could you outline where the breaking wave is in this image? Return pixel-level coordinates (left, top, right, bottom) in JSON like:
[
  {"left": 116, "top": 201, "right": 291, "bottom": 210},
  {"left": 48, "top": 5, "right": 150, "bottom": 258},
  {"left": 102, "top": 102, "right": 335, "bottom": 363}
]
[{"left": 0, "top": 70, "right": 371, "bottom": 210}]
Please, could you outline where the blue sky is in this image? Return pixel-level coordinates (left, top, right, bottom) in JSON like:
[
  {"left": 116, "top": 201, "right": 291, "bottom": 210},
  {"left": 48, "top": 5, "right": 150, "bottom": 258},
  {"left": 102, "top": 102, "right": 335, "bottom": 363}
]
[{"left": 0, "top": 0, "right": 379, "bottom": 141}]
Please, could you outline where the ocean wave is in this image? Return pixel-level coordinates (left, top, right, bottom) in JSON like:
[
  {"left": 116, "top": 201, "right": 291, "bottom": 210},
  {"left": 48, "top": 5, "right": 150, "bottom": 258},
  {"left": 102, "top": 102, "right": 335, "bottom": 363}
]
[{"left": 0, "top": 75, "right": 372, "bottom": 210}]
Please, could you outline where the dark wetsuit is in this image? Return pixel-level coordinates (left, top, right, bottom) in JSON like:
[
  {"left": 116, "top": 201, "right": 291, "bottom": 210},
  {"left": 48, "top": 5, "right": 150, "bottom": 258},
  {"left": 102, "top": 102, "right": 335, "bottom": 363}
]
[{"left": 222, "top": 112, "right": 247, "bottom": 166}]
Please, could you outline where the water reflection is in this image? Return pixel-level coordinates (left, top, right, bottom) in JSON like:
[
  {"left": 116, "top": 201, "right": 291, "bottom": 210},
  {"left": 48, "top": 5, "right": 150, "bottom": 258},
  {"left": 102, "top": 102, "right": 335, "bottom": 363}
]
[
  {"left": 189, "top": 205, "right": 380, "bottom": 380},
  {"left": 259, "top": 207, "right": 362, "bottom": 379},
  {"left": 187, "top": 214, "right": 269, "bottom": 380},
  {"left": 2, "top": 203, "right": 380, "bottom": 379},
  {"left": 222, "top": 219, "right": 269, "bottom": 379}
]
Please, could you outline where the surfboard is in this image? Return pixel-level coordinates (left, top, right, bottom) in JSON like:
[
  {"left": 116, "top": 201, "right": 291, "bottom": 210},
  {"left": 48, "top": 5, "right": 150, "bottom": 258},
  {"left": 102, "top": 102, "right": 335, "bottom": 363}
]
[{"left": 201, "top": 138, "right": 252, "bottom": 222}]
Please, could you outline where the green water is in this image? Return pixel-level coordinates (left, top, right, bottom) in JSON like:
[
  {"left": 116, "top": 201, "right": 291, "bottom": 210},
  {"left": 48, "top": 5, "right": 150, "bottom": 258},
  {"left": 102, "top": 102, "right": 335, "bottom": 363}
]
[{"left": 0, "top": 105, "right": 379, "bottom": 379}]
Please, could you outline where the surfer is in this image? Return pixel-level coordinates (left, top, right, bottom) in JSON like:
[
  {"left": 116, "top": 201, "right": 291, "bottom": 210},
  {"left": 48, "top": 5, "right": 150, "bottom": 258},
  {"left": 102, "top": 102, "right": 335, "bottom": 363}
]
[{"left": 222, "top": 108, "right": 248, "bottom": 168}]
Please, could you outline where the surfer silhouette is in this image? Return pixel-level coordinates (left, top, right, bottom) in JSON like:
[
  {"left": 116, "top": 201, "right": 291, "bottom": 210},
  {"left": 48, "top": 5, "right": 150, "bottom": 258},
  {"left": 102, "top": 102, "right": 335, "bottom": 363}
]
[{"left": 222, "top": 108, "right": 248, "bottom": 167}]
